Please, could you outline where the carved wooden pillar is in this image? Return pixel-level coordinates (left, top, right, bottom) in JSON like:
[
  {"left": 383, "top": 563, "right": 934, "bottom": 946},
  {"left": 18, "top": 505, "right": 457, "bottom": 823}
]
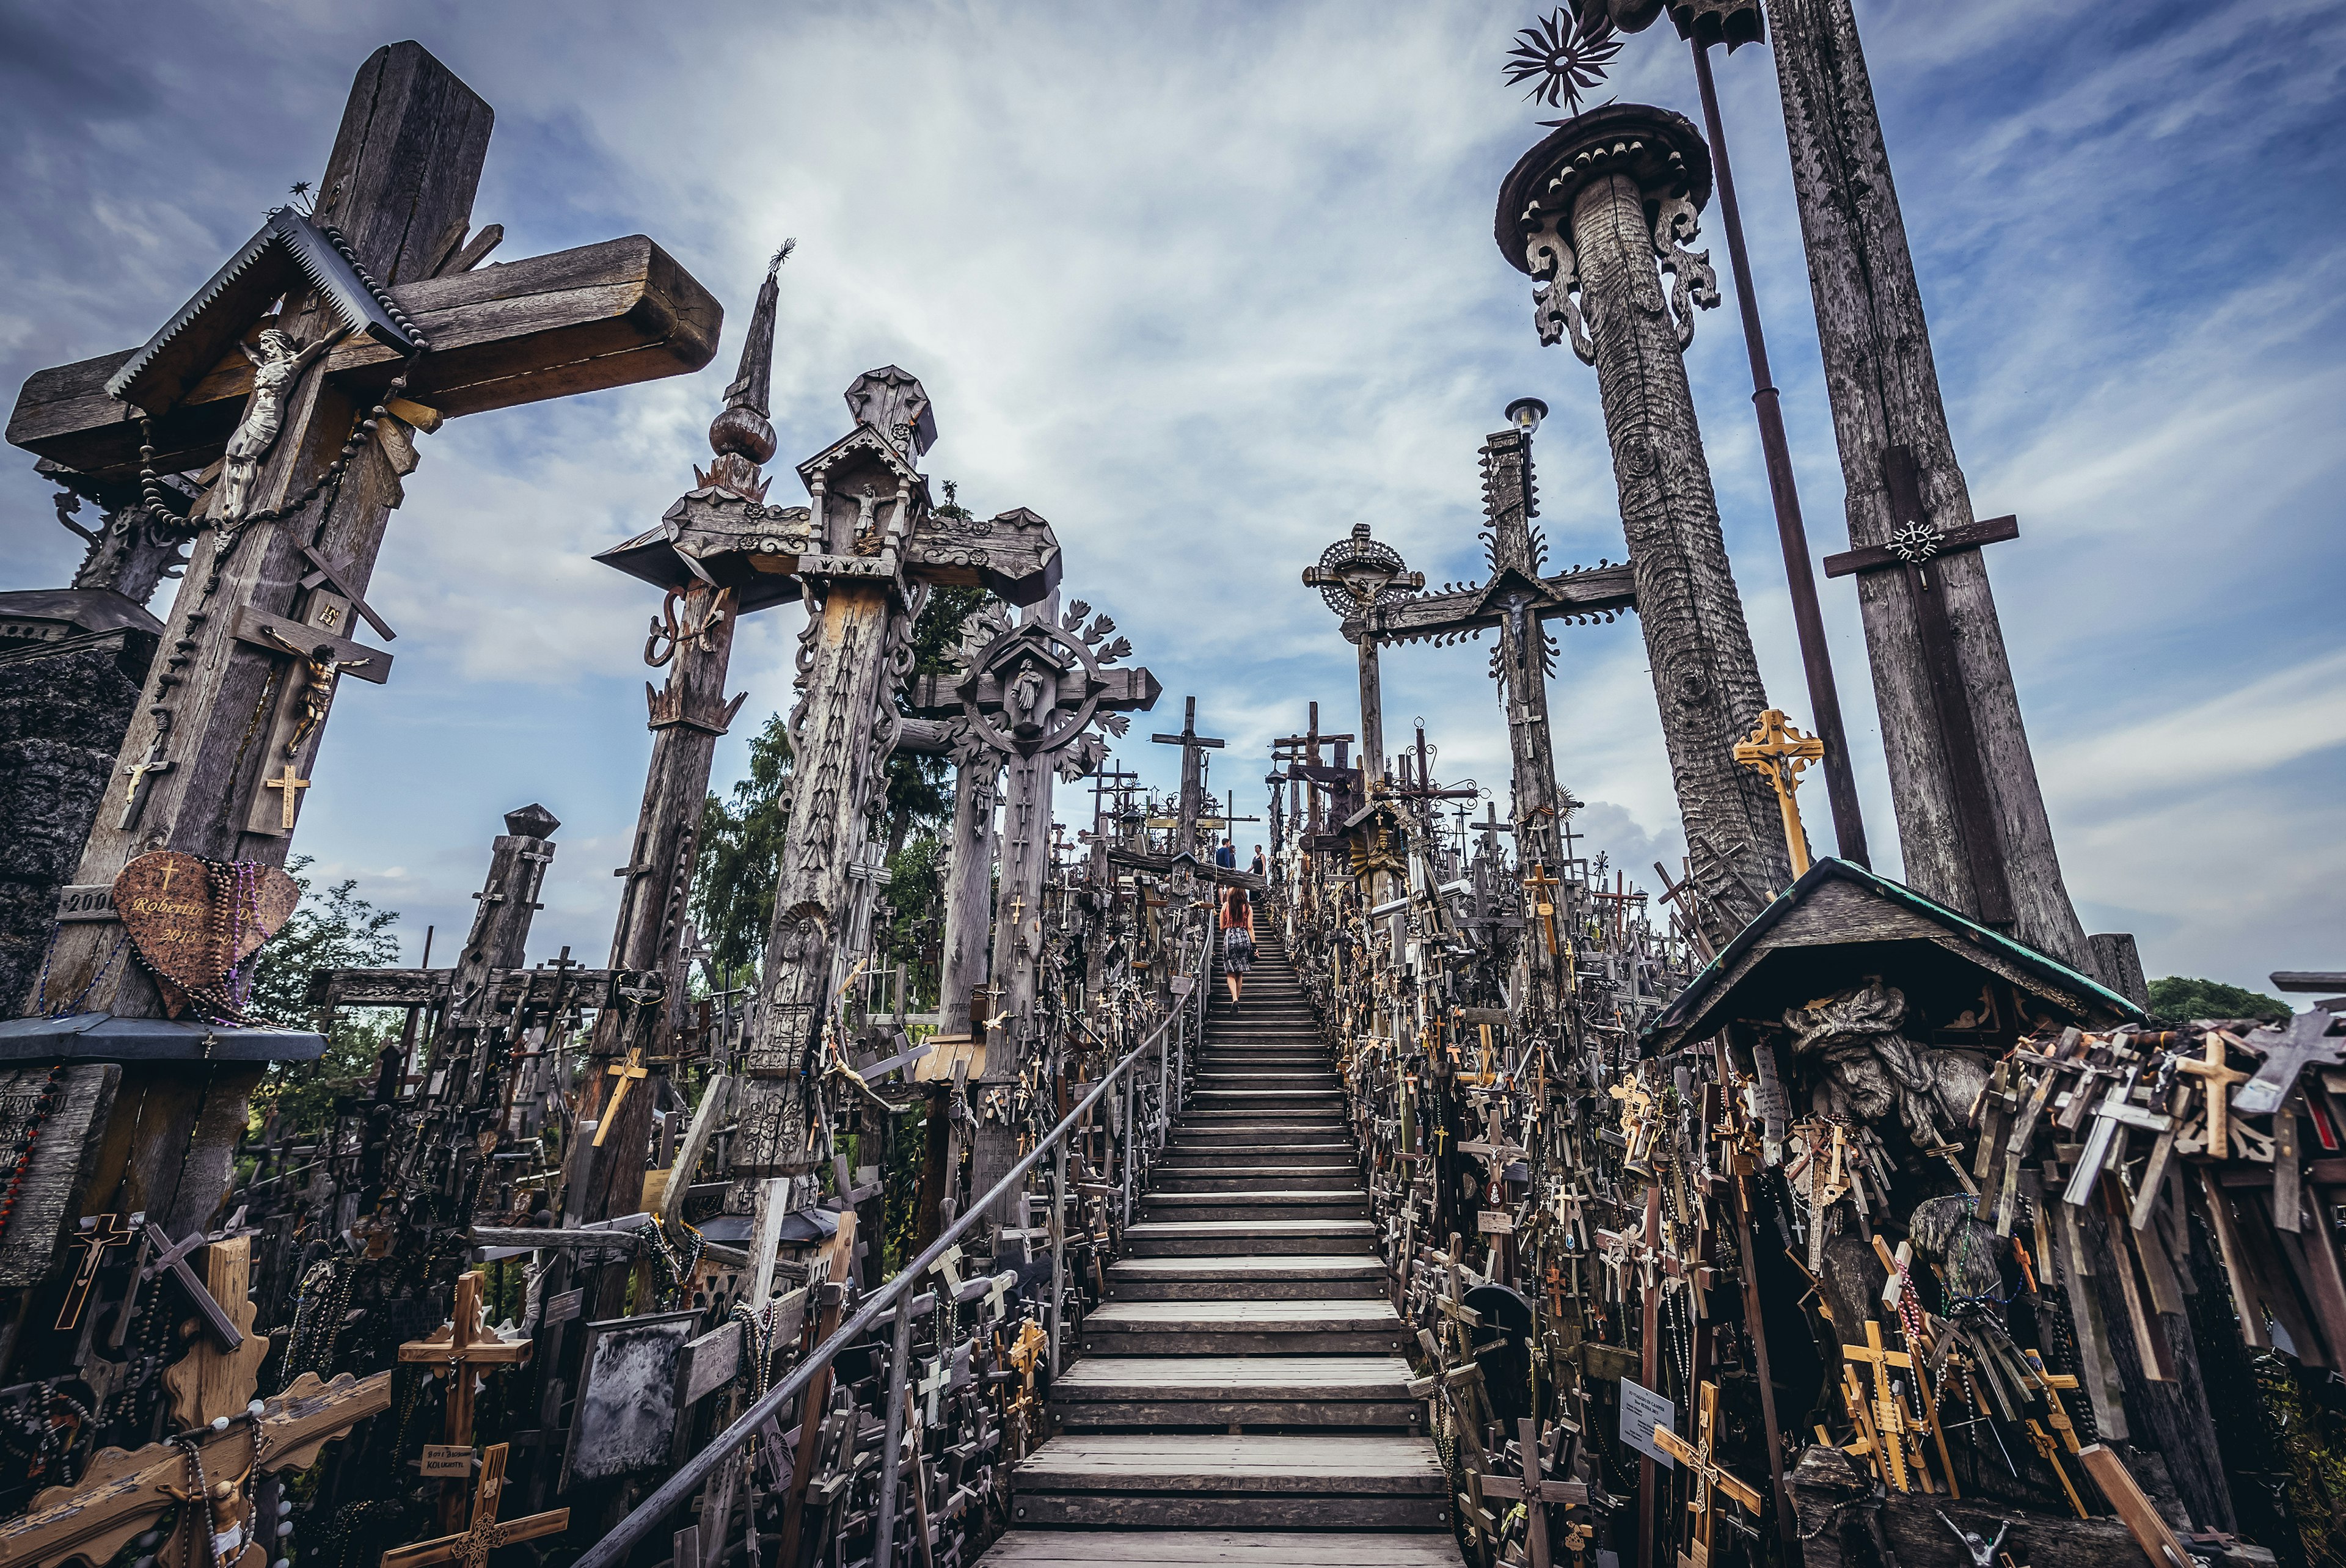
[
  {"left": 1761, "top": 0, "right": 2092, "bottom": 967},
  {"left": 1499, "top": 105, "right": 1791, "bottom": 937},
  {"left": 935, "top": 754, "right": 999, "bottom": 1037}
]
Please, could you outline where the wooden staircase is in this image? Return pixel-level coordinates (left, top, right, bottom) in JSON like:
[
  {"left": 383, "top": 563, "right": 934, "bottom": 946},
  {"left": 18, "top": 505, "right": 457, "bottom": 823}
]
[{"left": 981, "top": 931, "right": 1461, "bottom": 1567}]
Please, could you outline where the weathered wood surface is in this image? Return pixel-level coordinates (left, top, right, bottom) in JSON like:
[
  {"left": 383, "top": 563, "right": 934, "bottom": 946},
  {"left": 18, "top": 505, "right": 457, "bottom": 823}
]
[
  {"left": 11, "top": 235, "right": 720, "bottom": 483},
  {"left": 1563, "top": 129, "right": 1791, "bottom": 929},
  {"left": 981, "top": 1534, "right": 1462, "bottom": 1566},
  {"left": 1763, "top": 0, "right": 2091, "bottom": 965},
  {"left": 936, "top": 754, "right": 1000, "bottom": 1035},
  {"left": 0, "top": 1062, "right": 117, "bottom": 1285},
  {"left": 1014, "top": 1433, "right": 1444, "bottom": 1490}
]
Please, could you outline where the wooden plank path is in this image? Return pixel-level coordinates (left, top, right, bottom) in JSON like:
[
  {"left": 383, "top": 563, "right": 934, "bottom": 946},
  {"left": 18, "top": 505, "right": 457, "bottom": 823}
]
[{"left": 983, "top": 933, "right": 1461, "bottom": 1566}]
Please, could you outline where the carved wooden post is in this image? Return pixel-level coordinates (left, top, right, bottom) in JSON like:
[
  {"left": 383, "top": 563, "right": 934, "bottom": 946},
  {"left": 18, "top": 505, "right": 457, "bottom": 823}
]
[
  {"left": 724, "top": 371, "right": 1062, "bottom": 1195},
  {"left": 935, "top": 755, "right": 1000, "bottom": 1037},
  {"left": 1758, "top": 0, "right": 2094, "bottom": 967},
  {"left": 1302, "top": 524, "right": 1423, "bottom": 790},
  {"left": 1498, "top": 104, "right": 1791, "bottom": 936}
]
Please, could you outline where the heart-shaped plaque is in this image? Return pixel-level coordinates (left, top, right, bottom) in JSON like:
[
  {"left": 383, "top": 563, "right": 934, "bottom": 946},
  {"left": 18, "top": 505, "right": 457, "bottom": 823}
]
[{"left": 111, "top": 852, "right": 301, "bottom": 1018}]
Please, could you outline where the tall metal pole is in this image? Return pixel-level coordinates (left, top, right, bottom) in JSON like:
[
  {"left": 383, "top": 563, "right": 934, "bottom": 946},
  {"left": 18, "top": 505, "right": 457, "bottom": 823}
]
[{"left": 1690, "top": 40, "right": 1869, "bottom": 869}]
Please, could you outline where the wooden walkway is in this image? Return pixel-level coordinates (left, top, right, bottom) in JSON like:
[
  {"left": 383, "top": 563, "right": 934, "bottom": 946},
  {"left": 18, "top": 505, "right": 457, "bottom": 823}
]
[{"left": 980, "top": 933, "right": 1461, "bottom": 1567}]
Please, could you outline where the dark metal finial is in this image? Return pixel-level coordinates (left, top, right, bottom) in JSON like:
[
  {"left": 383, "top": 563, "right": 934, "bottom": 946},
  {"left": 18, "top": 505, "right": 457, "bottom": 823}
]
[{"left": 1504, "top": 7, "right": 1621, "bottom": 116}]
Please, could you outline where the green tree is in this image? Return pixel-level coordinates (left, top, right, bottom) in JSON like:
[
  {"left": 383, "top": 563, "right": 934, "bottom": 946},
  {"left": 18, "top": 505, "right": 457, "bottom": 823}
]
[
  {"left": 245, "top": 856, "right": 403, "bottom": 1134},
  {"left": 2147, "top": 975, "right": 2289, "bottom": 1026}
]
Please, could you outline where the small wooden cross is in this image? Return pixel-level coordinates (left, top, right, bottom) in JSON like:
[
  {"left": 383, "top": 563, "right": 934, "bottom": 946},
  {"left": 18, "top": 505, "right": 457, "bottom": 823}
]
[
  {"left": 1654, "top": 1382, "right": 1763, "bottom": 1568},
  {"left": 1521, "top": 861, "right": 1563, "bottom": 954},
  {"left": 2175, "top": 1033, "right": 2251, "bottom": 1159},
  {"left": 54, "top": 1212, "right": 136, "bottom": 1331},
  {"left": 1841, "top": 1321, "right": 1920, "bottom": 1492},
  {"left": 262, "top": 761, "right": 311, "bottom": 829},
  {"left": 396, "top": 1271, "right": 532, "bottom": 1454},
  {"left": 1731, "top": 709, "right": 1824, "bottom": 878},
  {"left": 379, "top": 1443, "right": 569, "bottom": 1568},
  {"left": 1479, "top": 1417, "right": 1588, "bottom": 1568},
  {"left": 593, "top": 1046, "right": 651, "bottom": 1148}
]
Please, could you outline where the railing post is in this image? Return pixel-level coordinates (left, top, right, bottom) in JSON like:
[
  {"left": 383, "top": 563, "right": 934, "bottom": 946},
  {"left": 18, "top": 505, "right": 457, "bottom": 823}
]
[
  {"left": 1120, "top": 1064, "right": 1135, "bottom": 1226},
  {"left": 1048, "top": 1141, "right": 1067, "bottom": 1377},
  {"left": 870, "top": 1291, "right": 921, "bottom": 1568}
]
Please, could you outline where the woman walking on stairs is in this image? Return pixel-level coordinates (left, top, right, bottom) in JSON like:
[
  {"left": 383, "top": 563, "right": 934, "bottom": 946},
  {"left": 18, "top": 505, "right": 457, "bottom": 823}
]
[{"left": 1218, "top": 883, "right": 1254, "bottom": 1008}]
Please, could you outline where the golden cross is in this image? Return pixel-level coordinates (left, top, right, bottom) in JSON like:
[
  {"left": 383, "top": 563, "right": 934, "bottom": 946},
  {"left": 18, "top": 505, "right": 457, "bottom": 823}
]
[
  {"left": 1731, "top": 709, "right": 1825, "bottom": 878},
  {"left": 1653, "top": 1382, "right": 1763, "bottom": 1568},
  {"left": 379, "top": 1443, "right": 569, "bottom": 1568},
  {"left": 2174, "top": 1032, "right": 2250, "bottom": 1159},
  {"left": 593, "top": 1046, "right": 650, "bottom": 1148},
  {"left": 1841, "top": 1320, "right": 1918, "bottom": 1492},
  {"left": 263, "top": 761, "right": 312, "bottom": 829}
]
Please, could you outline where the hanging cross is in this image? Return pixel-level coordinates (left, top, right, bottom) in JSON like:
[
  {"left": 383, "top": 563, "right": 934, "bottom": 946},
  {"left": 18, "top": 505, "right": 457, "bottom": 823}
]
[
  {"left": 261, "top": 762, "right": 311, "bottom": 830},
  {"left": 1479, "top": 1416, "right": 1589, "bottom": 1568},
  {"left": 117, "top": 737, "right": 175, "bottom": 831},
  {"left": 136, "top": 1220, "right": 249, "bottom": 1348},
  {"left": 1653, "top": 1382, "right": 1763, "bottom": 1568},
  {"left": 593, "top": 1046, "right": 650, "bottom": 1148},
  {"left": 916, "top": 1355, "right": 951, "bottom": 1426},
  {"left": 1822, "top": 447, "right": 2019, "bottom": 924},
  {"left": 396, "top": 1271, "right": 532, "bottom": 1453},
  {"left": 1731, "top": 709, "right": 1824, "bottom": 880},
  {"left": 380, "top": 1443, "right": 569, "bottom": 1568},
  {"left": 1522, "top": 862, "right": 1563, "bottom": 955},
  {"left": 53, "top": 1212, "right": 136, "bottom": 1332}
]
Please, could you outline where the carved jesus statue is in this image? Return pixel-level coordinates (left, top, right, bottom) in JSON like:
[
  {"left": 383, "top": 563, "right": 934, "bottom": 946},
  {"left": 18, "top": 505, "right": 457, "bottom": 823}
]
[{"left": 215, "top": 325, "right": 348, "bottom": 522}]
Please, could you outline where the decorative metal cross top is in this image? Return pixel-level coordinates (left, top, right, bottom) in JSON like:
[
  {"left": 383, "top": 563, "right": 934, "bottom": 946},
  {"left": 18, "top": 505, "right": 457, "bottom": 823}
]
[
  {"left": 381, "top": 1443, "right": 569, "bottom": 1568},
  {"left": 1150, "top": 697, "right": 1226, "bottom": 863},
  {"left": 1730, "top": 709, "right": 1824, "bottom": 880}
]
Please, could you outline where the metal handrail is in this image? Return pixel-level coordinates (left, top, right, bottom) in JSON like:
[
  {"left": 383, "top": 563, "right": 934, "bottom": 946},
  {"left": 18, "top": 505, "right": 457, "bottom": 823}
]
[{"left": 578, "top": 926, "right": 1207, "bottom": 1568}]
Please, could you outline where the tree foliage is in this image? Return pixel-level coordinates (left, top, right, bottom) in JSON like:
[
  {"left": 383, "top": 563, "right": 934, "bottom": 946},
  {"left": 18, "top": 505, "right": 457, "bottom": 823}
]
[
  {"left": 2147, "top": 974, "right": 2290, "bottom": 1026},
  {"left": 246, "top": 856, "right": 404, "bottom": 1135}
]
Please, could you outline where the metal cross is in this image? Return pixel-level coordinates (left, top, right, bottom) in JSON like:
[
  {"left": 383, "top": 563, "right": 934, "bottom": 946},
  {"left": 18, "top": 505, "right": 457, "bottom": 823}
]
[
  {"left": 118, "top": 738, "right": 175, "bottom": 831},
  {"left": 53, "top": 1212, "right": 137, "bottom": 1332},
  {"left": 1730, "top": 709, "right": 1824, "bottom": 880},
  {"left": 262, "top": 760, "right": 311, "bottom": 830}
]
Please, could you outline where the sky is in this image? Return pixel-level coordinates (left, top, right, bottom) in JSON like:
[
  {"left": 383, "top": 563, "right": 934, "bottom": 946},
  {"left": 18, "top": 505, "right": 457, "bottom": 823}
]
[{"left": 3, "top": 0, "right": 2341, "bottom": 997}]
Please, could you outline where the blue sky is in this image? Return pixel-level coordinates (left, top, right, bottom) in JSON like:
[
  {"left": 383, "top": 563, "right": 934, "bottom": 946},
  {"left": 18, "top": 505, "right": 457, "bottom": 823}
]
[{"left": 4, "top": 1, "right": 2341, "bottom": 996}]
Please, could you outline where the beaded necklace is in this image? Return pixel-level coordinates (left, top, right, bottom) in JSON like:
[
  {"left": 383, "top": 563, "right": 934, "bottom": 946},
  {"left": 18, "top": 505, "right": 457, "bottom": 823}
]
[{"left": 0, "top": 1059, "right": 67, "bottom": 1238}]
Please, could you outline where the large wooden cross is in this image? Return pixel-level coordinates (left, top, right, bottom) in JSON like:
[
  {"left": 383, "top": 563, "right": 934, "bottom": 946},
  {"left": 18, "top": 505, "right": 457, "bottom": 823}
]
[
  {"left": 397, "top": 1267, "right": 533, "bottom": 1523},
  {"left": 1823, "top": 448, "right": 2019, "bottom": 926},
  {"left": 1841, "top": 1319, "right": 1921, "bottom": 1493},
  {"left": 1150, "top": 696, "right": 1225, "bottom": 861},
  {"left": 1478, "top": 1415, "right": 1589, "bottom": 1568},
  {"left": 1652, "top": 1381, "right": 1763, "bottom": 1568},
  {"left": 1299, "top": 522, "right": 1424, "bottom": 781},
  {"left": 380, "top": 1443, "right": 568, "bottom": 1568},
  {"left": 13, "top": 42, "right": 717, "bottom": 1026}
]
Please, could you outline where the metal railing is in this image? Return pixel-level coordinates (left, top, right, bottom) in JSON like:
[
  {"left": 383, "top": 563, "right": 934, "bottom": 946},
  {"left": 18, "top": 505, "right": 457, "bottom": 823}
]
[{"left": 579, "top": 925, "right": 1207, "bottom": 1568}]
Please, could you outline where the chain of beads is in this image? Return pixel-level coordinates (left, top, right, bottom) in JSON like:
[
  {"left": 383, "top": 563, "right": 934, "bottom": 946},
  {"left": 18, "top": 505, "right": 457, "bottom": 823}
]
[{"left": 33, "top": 930, "right": 131, "bottom": 1019}]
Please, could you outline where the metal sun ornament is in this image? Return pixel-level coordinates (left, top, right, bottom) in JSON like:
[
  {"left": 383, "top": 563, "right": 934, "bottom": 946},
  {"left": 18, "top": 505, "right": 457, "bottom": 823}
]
[{"left": 1504, "top": 7, "right": 1623, "bottom": 119}]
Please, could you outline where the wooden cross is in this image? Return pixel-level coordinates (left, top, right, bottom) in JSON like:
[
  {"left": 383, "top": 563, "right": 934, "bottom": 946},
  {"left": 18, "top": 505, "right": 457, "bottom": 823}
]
[
  {"left": 1653, "top": 1382, "right": 1763, "bottom": 1568},
  {"left": 1150, "top": 696, "right": 1226, "bottom": 858},
  {"left": 139, "top": 1220, "right": 249, "bottom": 1348},
  {"left": 1479, "top": 1416, "right": 1589, "bottom": 1568},
  {"left": 1822, "top": 448, "right": 2020, "bottom": 924},
  {"left": 261, "top": 761, "right": 312, "bottom": 830},
  {"left": 20, "top": 40, "right": 718, "bottom": 1025},
  {"left": 2232, "top": 1007, "right": 2345, "bottom": 1117},
  {"left": 396, "top": 1271, "right": 532, "bottom": 1453},
  {"left": 2175, "top": 1032, "right": 2251, "bottom": 1159},
  {"left": 1730, "top": 709, "right": 1824, "bottom": 880},
  {"left": 1841, "top": 1321, "right": 1921, "bottom": 1492},
  {"left": 1522, "top": 861, "right": 1563, "bottom": 955},
  {"left": 593, "top": 1046, "right": 649, "bottom": 1148},
  {"left": 53, "top": 1212, "right": 135, "bottom": 1332},
  {"left": 379, "top": 1443, "right": 568, "bottom": 1568}
]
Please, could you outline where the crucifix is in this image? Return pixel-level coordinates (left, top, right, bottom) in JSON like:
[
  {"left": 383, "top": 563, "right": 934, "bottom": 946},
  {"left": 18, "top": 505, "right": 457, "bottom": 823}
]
[
  {"left": 1300, "top": 522, "right": 1424, "bottom": 782},
  {"left": 726, "top": 370, "right": 1061, "bottom": 1209},
  {"left": 116, "top": 737, "right": 174, "bottom": 831},
  {"left": 1150, "top": 696, "right": 1225, "bottom": 863},
  {"left": 1653, "top": 1382, "right": 1764, "bottom": 1568},
  {"left": 53, "top": 1212, "right": 136, "bottom": 1332},
  {"left": 1730, "top": 709, "right": 1825, "bottom": 881},
  {"left": 16, "top": 40, "right": 718, "bottom": 1028},
  {"left": 381, "top": 1443, "right": 569, "bottom": 1568}
]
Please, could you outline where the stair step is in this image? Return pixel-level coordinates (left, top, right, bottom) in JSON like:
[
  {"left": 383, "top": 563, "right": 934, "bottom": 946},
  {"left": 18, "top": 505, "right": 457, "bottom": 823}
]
[
  {"left": 1052, "top": 1355, "right": 1420, "bottom": 1428},
  {"left": 1083, "top": 1300, "right": 1405, "bottom": 1355},
  {"left": 1154, "top": 1169, "right": 1356, "bottom": 1192},
  {"left": 1105, "top": 1253, "right": 1387, "bottom": 1300},
  {"left": 1139, "top": 1193, "right": 1368, "bottom": 1224},
  {"left": 1124, "top": 1219, "right": 1377, "bottom": 1256},
  {"left": 979, "top": 1531, "right": 1463, "bottom": 1566},
  {"left": 1008, "top": 1434, "right": 1449, "bottom": 1530}
]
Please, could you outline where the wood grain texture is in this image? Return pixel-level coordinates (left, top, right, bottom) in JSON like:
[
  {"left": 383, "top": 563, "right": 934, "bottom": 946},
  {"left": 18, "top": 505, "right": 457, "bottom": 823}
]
[
  {"left": 1763, "top": 0, "right": 2091, "bottom": 966},
  {"left": 0, "top": 1062, "right": 117, "bottom": 1286}
]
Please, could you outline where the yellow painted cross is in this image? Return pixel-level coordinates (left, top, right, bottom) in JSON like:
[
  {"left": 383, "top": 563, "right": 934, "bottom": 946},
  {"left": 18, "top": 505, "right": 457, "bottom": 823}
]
[
  {"left": 1731, "top": 709, "right": 1825, "bottom": 878},
  {"left": 594, "top": 1046, "right": 650, "bottom": 1148},
  {"left": 262, "top": 761, "right": 311, "bottom": 829}
]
